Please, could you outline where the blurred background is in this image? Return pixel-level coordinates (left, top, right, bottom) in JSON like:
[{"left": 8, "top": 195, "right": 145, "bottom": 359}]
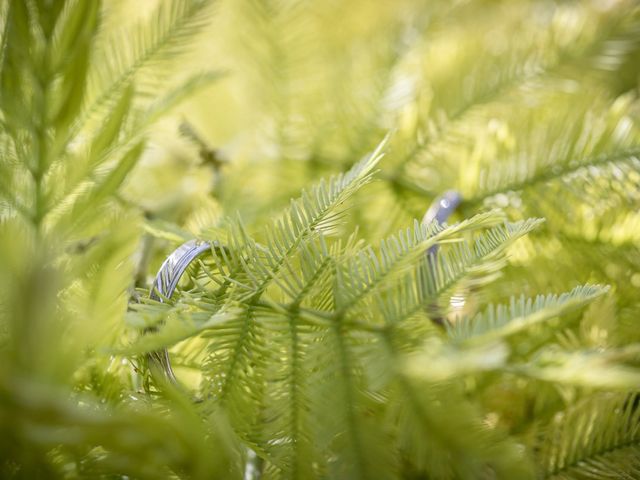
[
  {"left": 110, "top": 0, "right": 640, "bottom": 236},
  {"left": 112, "top": 0, "right": 640, "bottom": 304},
  {"left": 2, "top": 0, "right": 640, "bottom": 477}
]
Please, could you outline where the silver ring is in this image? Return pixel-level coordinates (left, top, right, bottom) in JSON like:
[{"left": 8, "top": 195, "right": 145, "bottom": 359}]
[
  {"left": 144, "top": 191, "right": 463, "bottom": 379},
  {"left": 137, "top": 191, "right": 461, "bottom": 479},
  {"left": 146, "top": 239, "right": 212, "bottom": 383}
]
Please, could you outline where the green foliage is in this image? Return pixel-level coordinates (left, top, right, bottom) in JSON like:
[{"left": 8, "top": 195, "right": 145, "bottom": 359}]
[
  {"left": 0, "top": 0, "right": 231, "bottom": 477},
  {"left": 537, "top": 393, "right": 640, "bottom": 479},
  {"left": 2, "top": 0, "right": 640, "bottom": 479}
]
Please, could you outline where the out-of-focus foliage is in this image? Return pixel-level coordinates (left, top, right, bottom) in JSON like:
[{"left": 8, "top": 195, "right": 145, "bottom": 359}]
[{"left": 1, "top": 0, "right": 640, "bottom": 478}]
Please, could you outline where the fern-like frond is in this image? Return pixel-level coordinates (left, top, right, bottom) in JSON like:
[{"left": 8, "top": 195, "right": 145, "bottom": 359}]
[
  {"left": 124, "top": 303, "right": 238, "bottom": 354},
  {"left": 537, "top": 393, "right": 640, "bottom": 480},
  {"left": 474, "top": 118, "right": 639, "bottom": 215},
  {"left": 45, "top": 142, "right": 144, "bottom": 237},
  {"left": 428, "top": 2, "right": 639, "bottom": 120},
  {"left": 373, "top": 218, "right": 543, "bottom": 328},
  {"left": 5, "top": 1, "right": 640, "bottom": 478},
  {"left": 316, "top": 323, "right": 396, "bottom": 480},
  {"left": 449, "top": 285, "right": 609, "bottom": 345},
  {"left": 205, "top": 137, "right": 387, "bottom": 303},
  {"left": 77, "top": 0, "right": 214, "bottom": 137},
  {"left": 404, "top": 88, "right": 640, "bottom": 215},
  {"left": 35, "top": 1, "right": 222, "bottom": 233},
  {"left": 334, "top": 211, "right": 513, "bottom": 317},
  {"left": 253, "top": 311, "right": 326, "bottom": 478},
  {"left": 406, "top": 287, "right": 638, "bottom": 390},
  {"left": 512, "top": 344, "right": 640, "bottom": 391},
  {"left": 174, "top": 142, "right": 387, "bottom": 468},
  {"left": 391, "top": 360, "right": 534, "bottom": 479},
  {"left": 0, "top": 372, "right": 239, "bottom": 479},
  {"left": 0, "top": 2, "right": 230, "bottom": 473},
  {"left": 389, "top": 1, "right": 640, "bottom": 180}
]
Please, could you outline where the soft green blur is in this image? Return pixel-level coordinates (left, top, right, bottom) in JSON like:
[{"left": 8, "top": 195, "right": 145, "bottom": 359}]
[{"left": 1, "top": 0, "right": 640, "bottom": 478}]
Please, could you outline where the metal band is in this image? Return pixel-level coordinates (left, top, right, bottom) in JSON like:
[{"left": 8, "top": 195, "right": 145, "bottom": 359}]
[
  {"left": 422, "top": 190, "right": 462, "bottom": 226},
  {"left": 144, "top": 239, "right": 263, "bottom": 478},
  {"left": 423, "top": 190, "right": 462, "bottom": 326},
  {"left": 150, "top": 240, "right": 212, "bottom": 302},
  {"left": 423, "top": 189, "right": 462, "bottom": 256},
  {"left": 147, "top": 240, "right": 212, "bottom": 383}
]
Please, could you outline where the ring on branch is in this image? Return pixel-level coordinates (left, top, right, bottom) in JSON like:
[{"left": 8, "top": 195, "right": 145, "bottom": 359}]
[
  {"left": 423, "top": 190, "right": 462, "bottom": 326},
  {"left": 144, "top": 190, "right": 462, "bottom": 382},
  {"left": 146, "top": 239, "right": 213, "bottom": 384}
]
